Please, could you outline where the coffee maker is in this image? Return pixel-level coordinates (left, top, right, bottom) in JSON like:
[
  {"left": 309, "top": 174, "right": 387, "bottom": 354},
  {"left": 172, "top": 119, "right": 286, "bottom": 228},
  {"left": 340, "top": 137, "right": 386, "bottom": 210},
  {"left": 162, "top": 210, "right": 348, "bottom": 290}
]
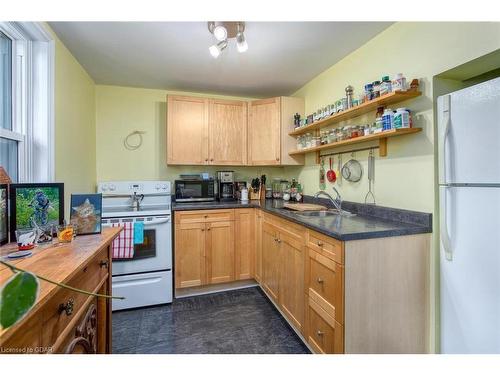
[{"left": 216, "top": 171, "right": 235, "bottom": 201}]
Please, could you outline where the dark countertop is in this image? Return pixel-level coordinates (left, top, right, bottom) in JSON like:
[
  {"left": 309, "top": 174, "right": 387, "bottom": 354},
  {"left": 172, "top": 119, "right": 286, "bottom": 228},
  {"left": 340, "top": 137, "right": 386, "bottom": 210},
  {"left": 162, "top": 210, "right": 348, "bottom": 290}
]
[{"left": 172, "top": 198, "right": 432, "bottom": 242}]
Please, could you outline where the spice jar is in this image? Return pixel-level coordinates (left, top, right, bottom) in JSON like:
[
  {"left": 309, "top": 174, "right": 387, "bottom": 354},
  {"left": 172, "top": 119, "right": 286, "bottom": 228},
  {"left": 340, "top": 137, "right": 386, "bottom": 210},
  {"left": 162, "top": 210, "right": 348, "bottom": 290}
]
[
  {"left": 304, "top": 133, "right": 312, "bottom": 148},
  {"left": 372, "top": 80, "right": 381, "bottom": 98},
  {"left": 364, "top": 83, "right": 374, "bottom": 101}
]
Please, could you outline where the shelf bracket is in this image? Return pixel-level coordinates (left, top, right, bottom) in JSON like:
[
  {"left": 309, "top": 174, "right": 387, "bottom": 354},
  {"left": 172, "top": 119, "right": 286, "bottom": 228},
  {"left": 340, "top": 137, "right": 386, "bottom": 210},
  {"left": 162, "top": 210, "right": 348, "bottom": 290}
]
[
  {"left": 379, "top": 138, "right": 387, "bottom": 157},
  {"left": 315, "top": 151, "right": 321, "bottom": 164}
]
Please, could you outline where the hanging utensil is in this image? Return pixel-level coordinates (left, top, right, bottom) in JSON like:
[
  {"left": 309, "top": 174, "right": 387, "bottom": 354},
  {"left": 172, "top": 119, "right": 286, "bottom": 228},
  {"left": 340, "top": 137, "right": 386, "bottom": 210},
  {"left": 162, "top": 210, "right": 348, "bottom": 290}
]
[
  {"left": 327, "top": 157, "right": 336, "bottom": 183},
  {"left": 319, "top": 157, "right": 326, "bottom": 190},
  {"left": 341, "top": 159, "right": 363, "bottom": 182},
  {"left": 364, "top": 149, "right": 376, "bottom": 204}
]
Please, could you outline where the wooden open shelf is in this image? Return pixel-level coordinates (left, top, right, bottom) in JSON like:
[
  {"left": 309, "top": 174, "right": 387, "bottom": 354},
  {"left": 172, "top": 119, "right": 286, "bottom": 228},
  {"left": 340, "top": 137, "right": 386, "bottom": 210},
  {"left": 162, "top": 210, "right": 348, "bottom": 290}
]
[
  {"left": 288, "top": 128, "right": 422, "bottom": 158},
  {"left": 289, "top": 90, "right": 422, "bottom": 136}
]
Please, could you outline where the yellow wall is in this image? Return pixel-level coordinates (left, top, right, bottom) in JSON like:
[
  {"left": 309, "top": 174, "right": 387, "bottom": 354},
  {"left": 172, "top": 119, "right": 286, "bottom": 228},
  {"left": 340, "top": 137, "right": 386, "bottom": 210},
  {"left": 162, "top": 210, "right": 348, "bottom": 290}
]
[
  {"left": 289, "top": 22, "right": 500, "bottom": 352},
  {"left": 95, "top": 85, "right": 287, "bottom": 183},
  {"left": 44, "top": 24, "right": 97, "bottom": 216}
]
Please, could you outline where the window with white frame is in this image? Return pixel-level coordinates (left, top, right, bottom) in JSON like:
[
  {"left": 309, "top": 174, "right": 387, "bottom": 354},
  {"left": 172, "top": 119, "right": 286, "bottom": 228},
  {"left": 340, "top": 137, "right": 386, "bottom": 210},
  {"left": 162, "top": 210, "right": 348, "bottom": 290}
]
[{"left": 0, "top": 22, "right": 54, "bottom": 183}]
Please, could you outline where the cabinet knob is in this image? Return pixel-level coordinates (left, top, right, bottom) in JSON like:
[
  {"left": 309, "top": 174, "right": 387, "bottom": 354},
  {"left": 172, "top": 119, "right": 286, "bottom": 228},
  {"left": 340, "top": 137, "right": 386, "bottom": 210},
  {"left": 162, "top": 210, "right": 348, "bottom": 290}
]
[
  {"left": 210, "top": 158, "right": 214, "bottom": 162},
  {"left": 317, "top": 241, "right": 324, "bottom": 247},
  {"left": 99, "top": 260, "right": 109, "bottom": 269},
  {"left": 204, "top": 215, "right": 208, "bottom": 218},
  {"left": 276, "top": 157, "right": 280, "bottom": 162},
  {"left": 205, "top": 158, "right": 208, "bottom": 162},
  {"left": 276, "top": 239, "right": 281, "bottom": 243},
  {"left": 201, "top": 228, "right": 205, "bottom": 231},
  {"left": 317, "top": 277, "right": 324, "bottom": 284},
  {"left": 59, "top": 298, "right": 75, "bottom": 316},
  {"left": 207, "top": 228, "right": 211, "bottom": 231},
  {"left": 316, "top": 330, "right": 324, "bottom": 337}
]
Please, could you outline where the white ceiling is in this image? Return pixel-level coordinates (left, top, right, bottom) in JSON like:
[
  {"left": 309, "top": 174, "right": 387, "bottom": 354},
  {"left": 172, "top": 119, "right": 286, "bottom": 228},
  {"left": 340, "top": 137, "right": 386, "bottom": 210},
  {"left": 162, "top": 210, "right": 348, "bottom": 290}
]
[{"left": 49, "top": 22, "right": 392, "bottom": 97}]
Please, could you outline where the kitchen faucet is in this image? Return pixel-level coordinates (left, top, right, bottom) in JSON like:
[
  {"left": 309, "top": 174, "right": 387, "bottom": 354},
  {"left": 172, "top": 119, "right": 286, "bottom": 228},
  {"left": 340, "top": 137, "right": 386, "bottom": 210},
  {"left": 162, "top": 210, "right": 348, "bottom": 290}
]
[{"left": 314, "top": 188, "right": 342, "bottom": 211}]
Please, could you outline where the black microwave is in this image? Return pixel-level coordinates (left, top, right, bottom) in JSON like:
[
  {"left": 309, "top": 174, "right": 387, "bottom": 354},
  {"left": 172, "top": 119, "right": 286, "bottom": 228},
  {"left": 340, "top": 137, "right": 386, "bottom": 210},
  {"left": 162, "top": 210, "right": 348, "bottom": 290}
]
[{"left": 175, "top": 179, "right": 215, "bottom": 202}]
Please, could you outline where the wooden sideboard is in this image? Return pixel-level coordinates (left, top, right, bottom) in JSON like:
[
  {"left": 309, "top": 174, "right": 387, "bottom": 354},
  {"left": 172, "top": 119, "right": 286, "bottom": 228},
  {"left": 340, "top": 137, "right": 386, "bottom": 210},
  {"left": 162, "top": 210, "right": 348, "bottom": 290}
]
[{"left": 0, "top": 227, "right": 121, "bottom": 354}]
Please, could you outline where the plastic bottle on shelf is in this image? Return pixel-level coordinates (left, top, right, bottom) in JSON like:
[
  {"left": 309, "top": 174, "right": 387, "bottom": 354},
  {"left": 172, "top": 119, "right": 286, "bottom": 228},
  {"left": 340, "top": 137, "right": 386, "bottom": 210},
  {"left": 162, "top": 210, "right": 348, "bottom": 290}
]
[
  {"left": 392, "top": 73, "right": 407, "bottom": 92},
  {"left": 393, "top": 108, "right": 410, "bottom": 129},
  {"left": 380, "top": 76, "right": 392, "bottom": 95},
  {"left": 382, "top": 108, "right": 394, "bottom": 131}
]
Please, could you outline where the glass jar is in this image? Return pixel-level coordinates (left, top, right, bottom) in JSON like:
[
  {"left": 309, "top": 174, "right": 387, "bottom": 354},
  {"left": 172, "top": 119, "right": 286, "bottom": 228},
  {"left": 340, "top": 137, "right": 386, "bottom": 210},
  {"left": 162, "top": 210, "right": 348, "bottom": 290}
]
[
  {"left": 380, "top": 76, "right": 392, "bottom": 95},
  {"left": 312, "top": 136, "right": 321, "bottom": 147},
  {"left": 328, "top": 129, "right": 337, "bottom": 143},
  {"left": 304, "top": 133, "right": 312, "bottom": 148}
]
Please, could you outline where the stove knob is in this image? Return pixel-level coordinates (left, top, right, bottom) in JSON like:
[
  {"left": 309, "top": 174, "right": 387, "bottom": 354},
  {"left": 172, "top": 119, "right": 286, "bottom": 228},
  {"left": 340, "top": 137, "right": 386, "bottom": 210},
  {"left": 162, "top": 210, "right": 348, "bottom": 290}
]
[
  {"left": 101, "top": 184, "right": 108, "bottom": 192},
  {"left": 109, "top": 184, "right": 116, "bottom": 191},
  {"left": 155, "top": 184, "right": 161, "bottom": 190},
  {"left": 162, "top": 184, "right": 168, "bottom": 190}
]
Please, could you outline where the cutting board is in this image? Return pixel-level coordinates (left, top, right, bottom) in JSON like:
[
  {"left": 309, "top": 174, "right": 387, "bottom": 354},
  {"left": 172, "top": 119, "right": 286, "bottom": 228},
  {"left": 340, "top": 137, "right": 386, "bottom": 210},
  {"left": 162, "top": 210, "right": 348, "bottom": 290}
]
[{"left": 283, "top": 203, "right": 327, "bottom": 211}]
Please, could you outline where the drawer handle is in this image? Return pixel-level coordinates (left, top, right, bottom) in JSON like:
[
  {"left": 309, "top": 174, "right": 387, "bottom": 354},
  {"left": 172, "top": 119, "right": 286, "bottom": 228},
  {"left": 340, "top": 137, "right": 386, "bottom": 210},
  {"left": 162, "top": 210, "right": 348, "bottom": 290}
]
[
  {"left": 316, "top": 330, "right": 324, "bottom": 337},
  {"left": 59, "top": 298, "right": 75, "bottom": 316},
  {"left": 316, "top": 277, "right": 324, "bottom": 284},
  {"left": 99, "top": 260, "right": 109, "bottom": 269},
  {"left": 317, "top": 241, "right": 324, "bottom": 247}
]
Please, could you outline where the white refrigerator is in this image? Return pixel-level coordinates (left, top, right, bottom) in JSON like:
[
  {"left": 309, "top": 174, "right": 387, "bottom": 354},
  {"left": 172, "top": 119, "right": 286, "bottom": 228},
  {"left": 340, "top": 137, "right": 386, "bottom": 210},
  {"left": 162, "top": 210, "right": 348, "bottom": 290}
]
[{"left": 438, "top": 77, "right": 500, "bottom": 353}]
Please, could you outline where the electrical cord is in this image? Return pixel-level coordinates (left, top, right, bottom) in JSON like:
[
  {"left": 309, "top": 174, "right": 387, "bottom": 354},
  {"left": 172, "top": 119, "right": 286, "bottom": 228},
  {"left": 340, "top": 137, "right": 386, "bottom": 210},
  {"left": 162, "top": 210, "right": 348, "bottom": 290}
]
[{"left": 123, "top": 131, "right": 146, "bottom": 150}]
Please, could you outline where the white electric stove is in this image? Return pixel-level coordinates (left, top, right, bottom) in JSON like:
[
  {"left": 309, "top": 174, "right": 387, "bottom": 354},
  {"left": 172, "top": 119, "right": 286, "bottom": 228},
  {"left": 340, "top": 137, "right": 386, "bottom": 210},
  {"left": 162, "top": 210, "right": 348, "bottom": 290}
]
[{"left": 97, "top": 181, "right": 173, "bottom": 311}]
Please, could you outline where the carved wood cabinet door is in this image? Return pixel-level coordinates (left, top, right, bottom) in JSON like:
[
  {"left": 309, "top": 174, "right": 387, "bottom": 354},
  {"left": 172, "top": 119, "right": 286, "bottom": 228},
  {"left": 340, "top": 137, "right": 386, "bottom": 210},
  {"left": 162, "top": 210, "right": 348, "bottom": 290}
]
[{"left": 64, "top": 297, "right": 98, "bottom": 354}]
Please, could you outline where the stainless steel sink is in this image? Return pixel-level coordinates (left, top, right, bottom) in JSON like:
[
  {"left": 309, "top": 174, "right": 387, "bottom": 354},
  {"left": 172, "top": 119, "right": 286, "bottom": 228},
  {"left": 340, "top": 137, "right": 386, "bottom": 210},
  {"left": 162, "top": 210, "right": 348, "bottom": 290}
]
[{"left": 294, "top": 209, "right": 356, "bottom": 218}]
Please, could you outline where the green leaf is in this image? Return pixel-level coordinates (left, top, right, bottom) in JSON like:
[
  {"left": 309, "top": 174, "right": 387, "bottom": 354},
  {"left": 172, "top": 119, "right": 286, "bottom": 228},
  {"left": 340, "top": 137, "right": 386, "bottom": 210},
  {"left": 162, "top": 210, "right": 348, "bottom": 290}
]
[{"left": 0, "top": 271, "right": 39, "bottom": 329}]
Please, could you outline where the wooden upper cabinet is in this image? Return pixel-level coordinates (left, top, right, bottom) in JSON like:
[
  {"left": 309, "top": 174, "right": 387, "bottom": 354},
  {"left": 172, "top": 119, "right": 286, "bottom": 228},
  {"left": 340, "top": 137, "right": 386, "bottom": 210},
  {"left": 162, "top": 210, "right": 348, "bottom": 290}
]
[
  {"left": 209, "top": 99, "right": 248, "bottom": 165},
  {"left": 248, "top": 96, "right": 305, "bottom": 166},
  {"left": 167, "top": 95, "right": 209, "bottom": 165},
  {"left": 248, "top": 98, "right": 281, "bottom": 165}
]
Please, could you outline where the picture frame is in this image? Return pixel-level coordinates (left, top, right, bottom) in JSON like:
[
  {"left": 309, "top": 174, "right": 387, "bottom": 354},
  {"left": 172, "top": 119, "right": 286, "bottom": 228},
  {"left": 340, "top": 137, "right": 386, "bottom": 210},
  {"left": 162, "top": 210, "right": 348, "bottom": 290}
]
[
  {"left": 0, "top": 184, "right": 8, "bottom": 246},
  {"left": 9, "top": 183, "right": 65, "bottom": 241},
  {"left": 70, "top": 193, "right": 102, "bottom": 235}
]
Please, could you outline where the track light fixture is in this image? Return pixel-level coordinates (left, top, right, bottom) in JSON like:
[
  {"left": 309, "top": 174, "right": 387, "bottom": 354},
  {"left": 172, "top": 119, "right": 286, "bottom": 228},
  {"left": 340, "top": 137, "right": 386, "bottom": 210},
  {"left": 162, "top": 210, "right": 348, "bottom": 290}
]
[{"left": 208, "top": 22, "right": 248, "bottom": 58}]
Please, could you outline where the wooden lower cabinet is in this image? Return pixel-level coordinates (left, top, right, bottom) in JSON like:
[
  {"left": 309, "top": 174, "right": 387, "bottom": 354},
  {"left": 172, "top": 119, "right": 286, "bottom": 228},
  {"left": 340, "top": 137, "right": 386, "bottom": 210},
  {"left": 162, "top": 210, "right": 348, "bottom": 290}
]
[
  {"left": 206, "top": 221, "right": 235, "bottom": 284},
  {"left": 234, "top": 209, "right": 255, "bottom": 280},
  {"left": 254, "top": 210, "right": 263, "bottom": 283},
  {"left": 279, "top": 232, "right": 305, "bottom": 333},
  {"left": 175, "top": 222, "right": 206, "bottom": 288},
  {"left": 261, "top": 223, "right": 281, "bottom": 302},
  {"left": 307, "top": 298, "right": 344, "bottom": 354}
]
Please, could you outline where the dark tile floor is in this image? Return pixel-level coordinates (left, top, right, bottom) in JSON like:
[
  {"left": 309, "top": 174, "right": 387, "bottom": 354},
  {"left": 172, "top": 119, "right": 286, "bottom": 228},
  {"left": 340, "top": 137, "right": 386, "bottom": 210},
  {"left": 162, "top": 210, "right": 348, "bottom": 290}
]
[{"left": 112, "top": 287, "right": 310, "bottom": 354}]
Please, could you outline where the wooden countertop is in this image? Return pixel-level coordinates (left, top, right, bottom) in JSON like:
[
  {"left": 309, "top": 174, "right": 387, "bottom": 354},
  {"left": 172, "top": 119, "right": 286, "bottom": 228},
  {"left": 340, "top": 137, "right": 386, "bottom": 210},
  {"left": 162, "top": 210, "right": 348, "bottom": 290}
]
[{"left": 0, "top": 227, "right": 121, "bottom": 340}]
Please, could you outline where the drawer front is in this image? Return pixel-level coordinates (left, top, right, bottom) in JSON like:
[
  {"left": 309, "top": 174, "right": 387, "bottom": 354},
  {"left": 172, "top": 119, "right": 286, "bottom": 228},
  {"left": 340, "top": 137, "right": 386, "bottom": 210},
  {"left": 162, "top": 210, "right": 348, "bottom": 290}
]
[
  {"left": 262, "top": 212, "right": 306, "bottom": 242},
  {"left": 308, "top": 298, "right": 344, "bottom": 354},
  {"left": 307, "top": 230, "right": 344, "bottom": 264},
  {"left": 41, "top": 248, "right": 108, "bottom": 348},
  {"left": 175, "top": 209, "right": 234, "bottom": 224},
  {"left": 307, "top": 249, "right": 344, "bottom": 324}
]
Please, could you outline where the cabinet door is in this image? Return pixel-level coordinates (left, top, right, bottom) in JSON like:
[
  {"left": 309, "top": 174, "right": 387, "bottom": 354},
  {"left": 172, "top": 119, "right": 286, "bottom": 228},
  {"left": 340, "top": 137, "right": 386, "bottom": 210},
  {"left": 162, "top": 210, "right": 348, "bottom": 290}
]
[
  {"left": 248, "top": 97, "right": 281, "bottom": 165},
  {"left": 279, "top": 232, "right": 305, "bottom": 332},
  {"left": 254, "top": 210, "right": 263, "bottom": 283},
  {"left": 235, "top": 209, "right": 255, "bottom": 280},
  {"left": 209, "top": 99, "right": 248, "bottom": 165},
  {"left": 175, "top": 222, "right": 206, "bottom": 288},
  {"left": 167, "top": 95, "right": 209, "bottom": 165},
  {"left": 261, "top": 223, "right": 280, "bottom": 301},
  {"left": 206, "top": 221, "right": 235, "bottom": 285}
]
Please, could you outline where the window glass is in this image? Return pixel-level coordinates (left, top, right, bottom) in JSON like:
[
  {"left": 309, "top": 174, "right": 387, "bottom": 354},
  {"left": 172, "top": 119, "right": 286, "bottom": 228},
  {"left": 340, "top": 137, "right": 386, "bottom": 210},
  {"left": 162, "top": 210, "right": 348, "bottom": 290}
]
[
  {"left": 0, "top": 31, "right": 12, "bottom": 130},
  {"left": 0, "top": 137, "right": 18, "bottom": 182}
]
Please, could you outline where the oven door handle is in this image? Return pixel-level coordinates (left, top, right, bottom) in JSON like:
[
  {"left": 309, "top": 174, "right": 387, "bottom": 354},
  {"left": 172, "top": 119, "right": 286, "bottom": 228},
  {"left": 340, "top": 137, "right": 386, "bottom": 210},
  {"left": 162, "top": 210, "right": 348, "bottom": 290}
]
[{"left": 102, "top": 216, "right": 171, "bottom": 227}]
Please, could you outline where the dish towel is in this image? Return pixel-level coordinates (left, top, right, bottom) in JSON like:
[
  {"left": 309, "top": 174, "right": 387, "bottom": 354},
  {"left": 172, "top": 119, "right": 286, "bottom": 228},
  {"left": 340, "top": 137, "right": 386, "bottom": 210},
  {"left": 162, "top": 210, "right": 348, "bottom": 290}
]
[
  {"left": 111, "top": 222, "right": 135, "bottom": 259},
  {"left": 134, "top": 222, "right": 144, "bottom": 244}
]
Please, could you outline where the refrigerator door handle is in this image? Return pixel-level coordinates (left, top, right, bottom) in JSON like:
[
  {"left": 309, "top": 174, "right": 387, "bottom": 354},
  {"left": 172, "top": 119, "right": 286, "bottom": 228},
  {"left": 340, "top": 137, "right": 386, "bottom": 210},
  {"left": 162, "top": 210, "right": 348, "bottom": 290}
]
[
  {"left": 440, "top": 186, "right": 453, "bottom": 261},
  {"left": 438, "top": 95, "right": 451, "bottom": 184}
]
